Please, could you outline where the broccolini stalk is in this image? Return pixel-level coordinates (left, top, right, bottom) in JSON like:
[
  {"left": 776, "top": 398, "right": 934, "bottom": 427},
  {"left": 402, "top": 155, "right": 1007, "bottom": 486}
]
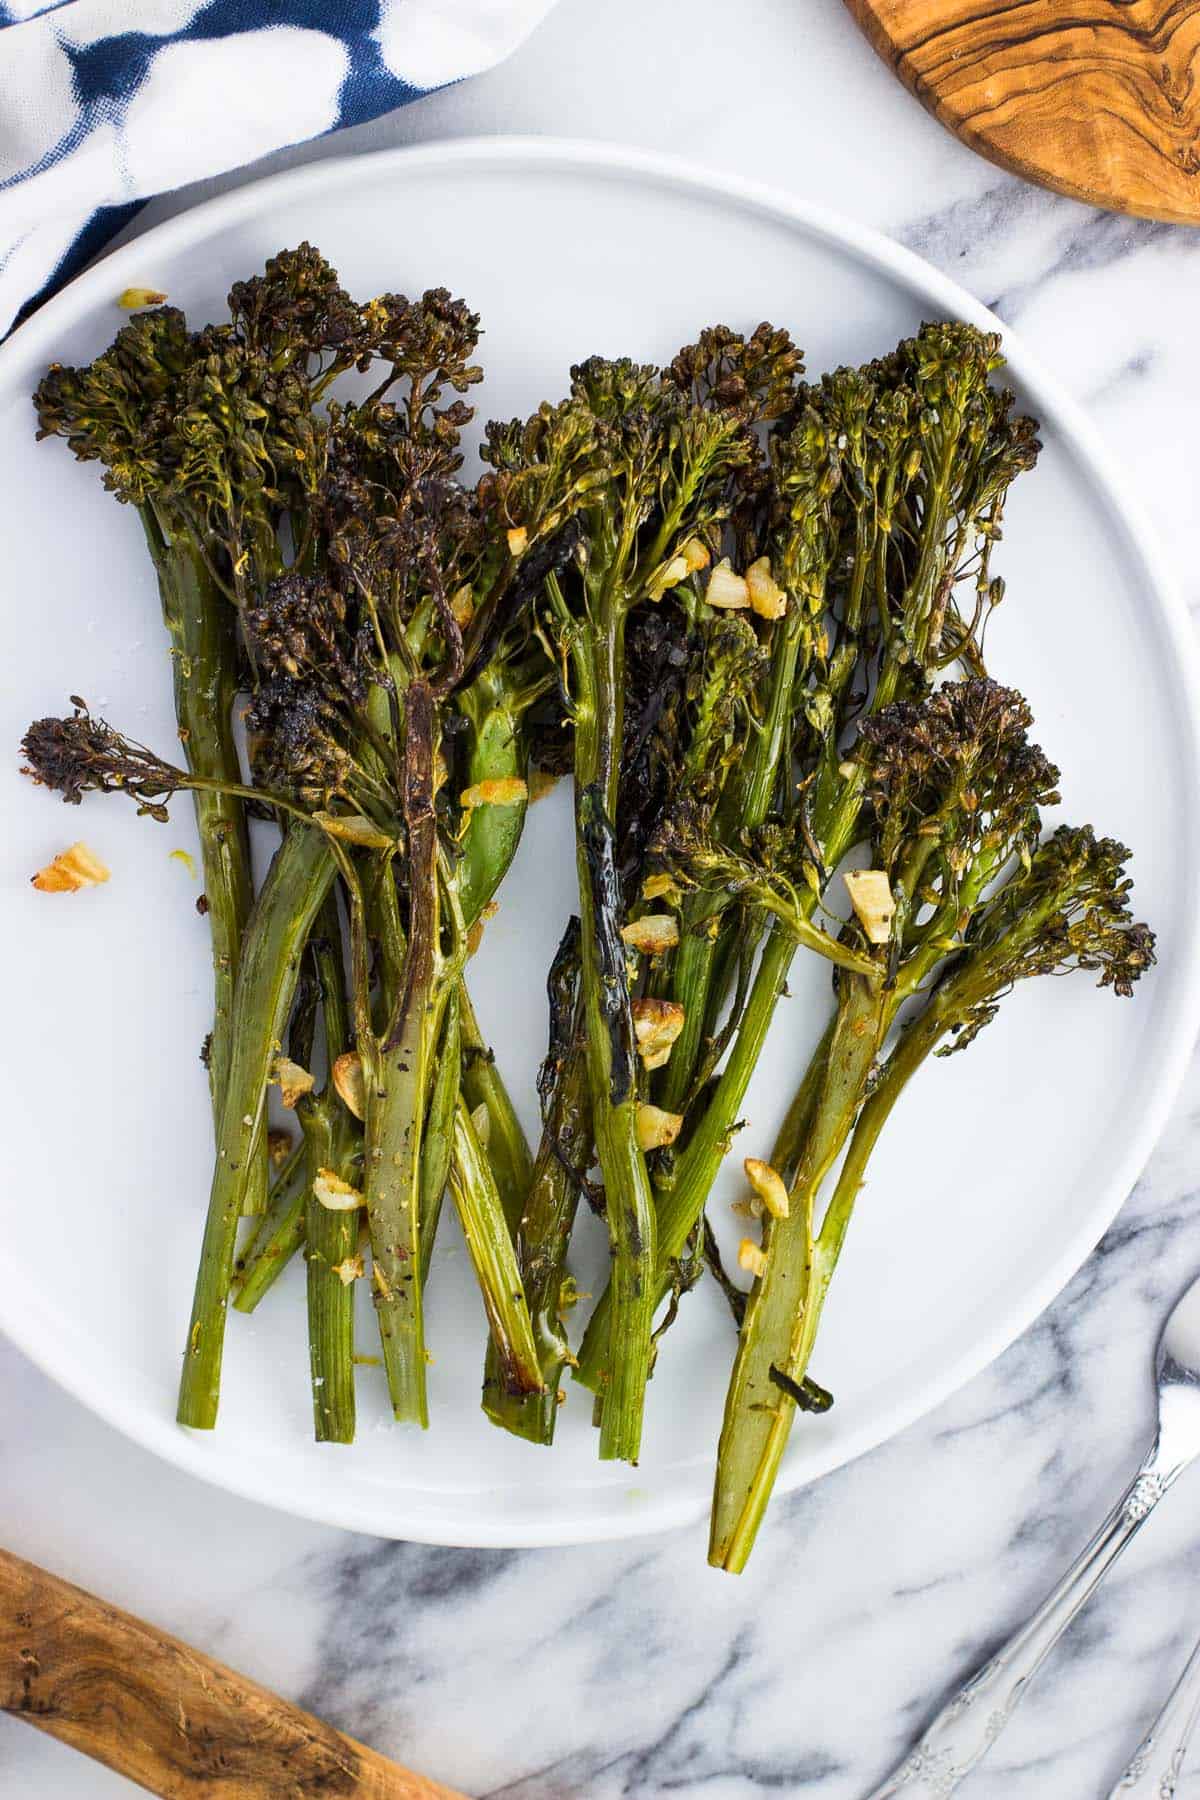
[
  {"left": 361, "top": 680, "right": 444, "bottom": 1424},
  {"left": 449, "top": 1095, "right": 544, "bottom": 1397},
  {"left": 301, "top": 898, "right": 360, "bottom": 1445},
  {"left": 458, "top": 985, "right": 533, "bottom": 1237},
  {"left": 233, "top": 1140, "right": 308, "bottom": 1312},
  {"left": 302, "top": 1096, "right": 360, "bottom": 1444},
  {"left": 139, "top": 513, "right": 260, "bottom": 1202},
  {"left": 484, "top": 921, "right": 590, "bottom": 1443},
  {"left": 418, "top": 990, "right": 463, "bottom": 1284},
  {"left": 177, "top": 821, "right": 336, "bottom": 1427},
  {"left": 708, "top": 686, "right": 1152, "bottom": 1568}
]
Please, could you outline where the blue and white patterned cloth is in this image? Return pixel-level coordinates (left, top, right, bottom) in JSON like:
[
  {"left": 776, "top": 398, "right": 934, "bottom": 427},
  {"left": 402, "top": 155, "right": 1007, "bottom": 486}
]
[{"left": 0, "top": 0, "right": 557, "bottom": 337}]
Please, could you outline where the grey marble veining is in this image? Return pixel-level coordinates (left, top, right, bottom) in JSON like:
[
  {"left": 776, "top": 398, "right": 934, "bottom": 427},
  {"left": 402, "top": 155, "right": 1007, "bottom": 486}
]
[{"left": 5, "top": 0, "right": 1200, "bottom": 1794}]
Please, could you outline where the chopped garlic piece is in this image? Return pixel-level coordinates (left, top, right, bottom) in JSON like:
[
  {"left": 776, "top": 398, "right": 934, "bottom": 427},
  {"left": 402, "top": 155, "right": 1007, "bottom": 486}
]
[
  {"left": 620, "top": 914, "right": 680, "bottom": 955},
  {"left": 312, "top": 810, "right": 394, "bottom": 849},
  {"left": 506, "top": 526, "right": 528, "bottom": 557},
  {"left": 746, "top": 557, "right": 787, "bottom": 620},
  {"left": 649, "top": 553, "right": 689, "bottom": 599},
  {"left": 460, "top": 776, "right": 528, "bottom": 811},
  {"left": 641, "top": 871, "right": 681, "bottom": 905},
  {"left": 333, "top": 1253, "right": 365, "bottom": 1286},
  {"left": 843, "top": 868, "right": 895, "bottom": 945},
  {"left": 31, "top": 842, "right": 109, "bottom": 893},
  {"left": 313, "top": 1168, "right": 363, "bottom": 1211},
  {"left": 744, "top": 1157, "right": 789, "bottom": 1220},
  {"left": 706, "top": 557, "right": 751, "bottom": 611},
  {"left": 632, "top": 998, "right": 686, "bottom": 1071},
  {"left": 332, "top": 1052, "right": 366, "bottom": 1121},
  {"left": 273, "top": 1056, "right": 315, "bottom": 1110},
  {"left": 636, "top": 1104, "right": 683, "bottom": 1152},
  {"left": 118, "top": 287, "right": 167, "bottom": 309},
  {"left": 681, "top": 538, "right": 711, "bottom": 573},
  {"left": 738, "top": 1238, "right": 769, "bottom": 1279}
]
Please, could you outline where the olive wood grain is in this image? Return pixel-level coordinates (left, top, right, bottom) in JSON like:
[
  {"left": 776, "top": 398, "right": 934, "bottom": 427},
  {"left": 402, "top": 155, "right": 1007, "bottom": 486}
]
[
  {"left": 0, "top": 1548, "right": 465, "bottom": 1799},
  {"left": 843, "top": 0, "right": 1200, "bottom": 225}
]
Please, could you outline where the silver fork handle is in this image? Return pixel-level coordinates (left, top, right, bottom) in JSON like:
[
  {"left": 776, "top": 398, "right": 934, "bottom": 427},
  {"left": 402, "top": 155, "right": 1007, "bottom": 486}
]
[
  {"left": 865, "top": 1446, "right": 1180, "bottom": 1800},
  {"left": 1107, "top": 1635, "right": 1200, "bottom": 1798}
]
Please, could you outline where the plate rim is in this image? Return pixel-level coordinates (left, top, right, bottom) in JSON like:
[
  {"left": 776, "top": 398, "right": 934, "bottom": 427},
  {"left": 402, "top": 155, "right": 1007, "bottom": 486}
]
[{"left": 4, "top": 133, "right": 1199, "bottom": 1547}]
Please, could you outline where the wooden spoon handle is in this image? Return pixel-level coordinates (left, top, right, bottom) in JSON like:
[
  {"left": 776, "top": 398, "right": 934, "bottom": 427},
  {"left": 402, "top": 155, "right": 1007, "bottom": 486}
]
[{"left": 0, "top": 1547, "right": 466, "bottom": 1799}]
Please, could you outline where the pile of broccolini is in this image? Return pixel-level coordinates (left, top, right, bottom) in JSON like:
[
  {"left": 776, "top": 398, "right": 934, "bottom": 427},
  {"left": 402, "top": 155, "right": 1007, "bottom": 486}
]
[{"left": 21, "top": 246, "right": 1154, "bottom": 1567}]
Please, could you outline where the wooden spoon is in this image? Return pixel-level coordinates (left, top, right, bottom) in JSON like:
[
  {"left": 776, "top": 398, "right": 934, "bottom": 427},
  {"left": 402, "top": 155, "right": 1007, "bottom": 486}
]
[{"left": 0, "top": 1547, "right": 465, "bottom": 1798}]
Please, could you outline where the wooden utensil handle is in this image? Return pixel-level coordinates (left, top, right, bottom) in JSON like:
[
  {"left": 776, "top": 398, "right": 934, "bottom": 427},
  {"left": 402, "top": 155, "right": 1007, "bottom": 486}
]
[{"left": 0, "top": 1547, "right": 465, "bottom": 1799}]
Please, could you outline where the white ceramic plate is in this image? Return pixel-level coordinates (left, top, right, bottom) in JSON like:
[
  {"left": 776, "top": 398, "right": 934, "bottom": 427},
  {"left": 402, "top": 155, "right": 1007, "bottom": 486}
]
[{"left": 3, "top": 139, "right": 1198, "bottom": 1547}]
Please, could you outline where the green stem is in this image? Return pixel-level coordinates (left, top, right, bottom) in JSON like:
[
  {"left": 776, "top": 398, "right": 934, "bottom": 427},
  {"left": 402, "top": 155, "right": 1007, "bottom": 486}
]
[
  {"left": 709, "top": 972, "right": 885, "bottom": 1571},
  {"left": 458, "top": 983, "right": 533, "bottom": 1233},
  {"left": 177, "top": 823, "right": 335, "bottom": 1428},
  {"left": 303, "top": 896, "right": 358, "bottom": 1444},
  {"left": 457, "top": 670, "right": 530, "bottom": 928},
  {"left": 418, "top": 990, "right": 462, "bottom": 1284},
  {"left": 484, "top": 1033, "right": 591, "bottom": 1444},
  {"left": 363, "top": 681, "right": 439, "bottom": 1426},
  {"left": 661, "top": 607, "right": 811, "bottom": 1116},
  {"left": 766, "top": 1016, "right": 838, "bottom": 1188},
  {"left": 571, "top": 594, "right": 657, "bottom": 1463},
  {"left": 303, "top": 1096, "right": 358, "bottom": 1444},
  {"left": 142, "top": 509, "right": 268, "bottom": 1213},
  {"left": 656, "top": 907, "right": 722, "bottom": 1114},
  {"left": 449, "top": 1097, "right": 544, "bottom": 1397},
  {"left": 232, "top": 1142, "right": 307, "bottom": 1313}
]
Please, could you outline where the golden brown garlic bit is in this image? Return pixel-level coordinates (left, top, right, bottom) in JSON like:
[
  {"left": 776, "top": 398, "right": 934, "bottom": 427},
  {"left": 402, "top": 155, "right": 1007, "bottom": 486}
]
[
  {"left": 332, "top": 1052, "right": 366, "bottom": 1121},
  {"left": 843, "top": 869, "right": 895, "bottom": 945},
  {"left": 745, "top": 557, "right": 787, "bottom": 620},
  {"left": 635, "top": 1104, "right": 684, "bottom": 1152},
  {"left": 460, "top": 776, "right": 528, "bottom": 811},
  {"left": 506, "top": 526, "right": 528, "bottom": 557},
  {"left": 332, "top": 1252, "right": 365, "bottom": 1286},
  {"left": 631, "top": 997, "right": 686, "bottom": 1071},
  {"left": 642, "top": 871, "right": 682, "bottom": 905},
  {"left": 312, "top": 810, "right": 394, "bottom": 849},
  {"left": 312, "top": 1168, "right": 363, "bottom": 1211},
  {"left": 619, "top": 913, "right": 680, "bottom": 955},
  {"left": 273, "top": 1056, "right": 315, "bottom": 1110},
  {"left": 737, "top": 1238, "right": 769, "bottom": 1279},
  {"left": 31, "top": 841, "right": 110, "bottom": 893},
  {"left": 705, "top": 557, "right": 751, "bottom": 611},
  {"left": 118, "top": 287, "right": 167, "bottom": 309},
  {"left": 743, "top": 1157, "right": 789, "bottom": 1220}
]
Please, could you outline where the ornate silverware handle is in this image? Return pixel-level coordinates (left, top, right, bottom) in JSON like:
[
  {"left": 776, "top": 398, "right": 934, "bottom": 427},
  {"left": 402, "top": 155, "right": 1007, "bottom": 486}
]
[
  {"left": 865, "top": 1450, "right": 1181, "bottom": 1799},
  {"left": 1107, "top": 1633, "right": 1200, "bottom": 1797}
]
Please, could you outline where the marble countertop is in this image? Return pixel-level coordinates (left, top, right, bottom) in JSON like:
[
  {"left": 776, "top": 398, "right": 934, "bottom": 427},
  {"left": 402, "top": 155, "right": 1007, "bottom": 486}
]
[{"left": 5, "top": 1, "right": 1200, "bottom": 1794}]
